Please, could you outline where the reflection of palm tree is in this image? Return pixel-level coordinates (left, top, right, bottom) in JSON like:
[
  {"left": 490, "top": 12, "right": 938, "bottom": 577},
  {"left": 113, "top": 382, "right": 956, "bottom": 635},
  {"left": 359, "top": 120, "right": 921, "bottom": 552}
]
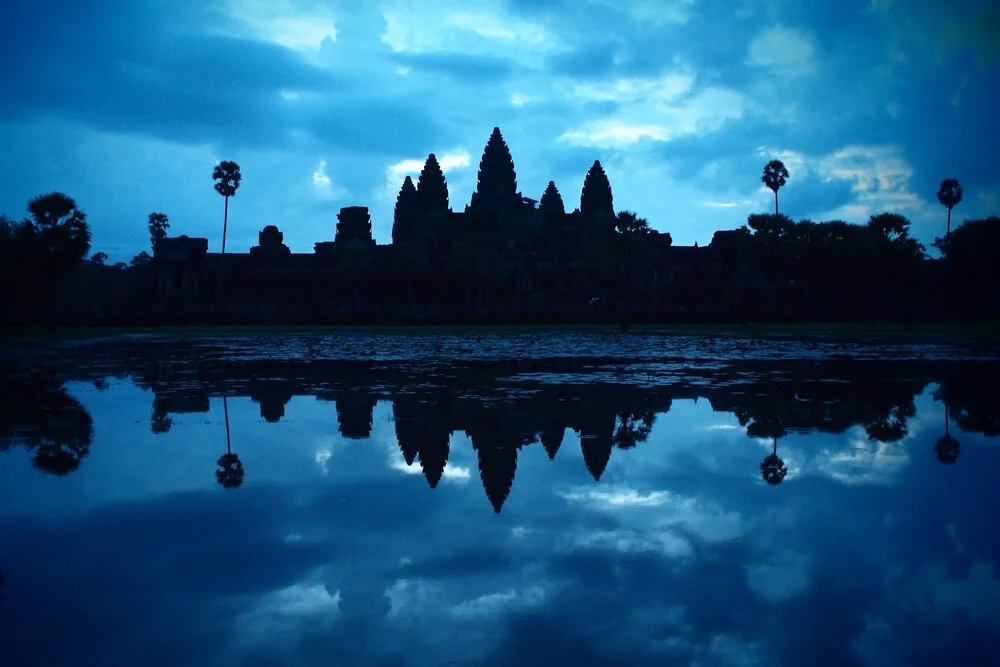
[
  {"left": 150, "top": 398, "right": 172, "bottom": 434},
  {"left": 1, "top": 377, "right": 94, "bottom": 475},
  {"left": 759, "top": 436, "right": 788, "bottom": 486},
  {"left": 28, "top": 386, "right": 94, "bottom": 476},
  {"left": 935, "top": 401, "right": 960, "bottom": 465},
  {"left": 216, "top": 396, "right": 244, "bottom": 489}
]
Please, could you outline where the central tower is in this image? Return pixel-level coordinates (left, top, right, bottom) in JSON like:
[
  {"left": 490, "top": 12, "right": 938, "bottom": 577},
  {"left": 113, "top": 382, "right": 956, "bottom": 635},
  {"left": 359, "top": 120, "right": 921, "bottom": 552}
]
[{"left": 468, "top": 127, "right": 522, "bottom": 215}]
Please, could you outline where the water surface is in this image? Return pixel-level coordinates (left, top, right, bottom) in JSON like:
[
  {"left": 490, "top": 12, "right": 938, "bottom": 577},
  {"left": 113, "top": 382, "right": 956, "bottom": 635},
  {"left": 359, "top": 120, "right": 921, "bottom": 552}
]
[{"left": 1, "top": 333, "right": 998, "bottom": 666}]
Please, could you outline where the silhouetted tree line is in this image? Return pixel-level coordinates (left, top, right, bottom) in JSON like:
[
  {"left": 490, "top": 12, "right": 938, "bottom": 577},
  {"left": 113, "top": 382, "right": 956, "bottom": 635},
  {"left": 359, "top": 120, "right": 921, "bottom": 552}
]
[
  {"left": 2, "top": 133, "right": 997, "bottom": 327},
  {"left": 3, "top": 352, "right": 996, "bottom": 512}
]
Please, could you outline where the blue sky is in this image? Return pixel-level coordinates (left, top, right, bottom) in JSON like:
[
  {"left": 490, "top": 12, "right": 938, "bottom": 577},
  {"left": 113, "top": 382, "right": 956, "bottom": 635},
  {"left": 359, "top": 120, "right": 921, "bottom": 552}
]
[{"left": 0, "top": 0, "right": 997, "bottom": 261}]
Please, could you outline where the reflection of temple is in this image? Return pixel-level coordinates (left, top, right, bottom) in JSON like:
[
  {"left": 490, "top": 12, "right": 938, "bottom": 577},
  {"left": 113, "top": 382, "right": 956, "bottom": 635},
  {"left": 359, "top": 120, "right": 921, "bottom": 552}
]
[{"left": 6, "top": 345, "right": 999, "bottom": 509}]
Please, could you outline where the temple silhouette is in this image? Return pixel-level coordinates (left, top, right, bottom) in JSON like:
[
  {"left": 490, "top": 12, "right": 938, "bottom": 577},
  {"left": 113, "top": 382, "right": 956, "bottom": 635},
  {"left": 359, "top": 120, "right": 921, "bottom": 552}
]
[
  {"left": 3, "top": 126, "right": 999, "bottom": 325},
  {"left": 122, "top": 127, "right": 993, "bottom": 325},
  {"left": 147, "top": 126, "right": 677, "bottom": 324}
]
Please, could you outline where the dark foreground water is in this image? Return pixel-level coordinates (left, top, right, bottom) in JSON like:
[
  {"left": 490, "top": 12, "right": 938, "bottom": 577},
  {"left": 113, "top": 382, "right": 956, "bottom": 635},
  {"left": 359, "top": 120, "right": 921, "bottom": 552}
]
[{"left": 1, "top": 332, "right": 999, "bottom": 667}]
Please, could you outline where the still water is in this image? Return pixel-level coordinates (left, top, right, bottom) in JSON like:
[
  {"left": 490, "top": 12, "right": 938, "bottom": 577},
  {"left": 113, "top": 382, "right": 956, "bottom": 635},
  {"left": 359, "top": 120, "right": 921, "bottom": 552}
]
[{"left": 1, "top": 332, "right": 999, "bottom": 667}]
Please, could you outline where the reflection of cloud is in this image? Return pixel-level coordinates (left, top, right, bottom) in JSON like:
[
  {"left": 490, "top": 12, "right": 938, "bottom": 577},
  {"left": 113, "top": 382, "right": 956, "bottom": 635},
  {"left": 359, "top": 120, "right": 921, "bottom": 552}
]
[
  {"left": 451, "top": 586, "right": 547, "bottom": 619},
  {"left": 811, "top": 430, "right": 911, "bottom": 486},
  {"left": 562, "top": 485, "right": 744, "bottom": 558},
  {"left": 929, "top": 560, "right": 1000, "bottom": 627},
  {"left": 314, "top": 447, "right": 332, "bottom": 474},
  {"left": 691, "top": 633, "right": 766, "bottom": 667},
  {"left": 746, "top": 551, "right": 811, "bottom": 602},
  {"left": 574, "top": 528, "right": 693, "bottom": 557},
  {"left": 560, "top": 488, "right": 669, "bottom": 507},
  {"left": 388, "top": 457, "right": 471, "bottom": 482},
  {"left": 232, "top": 582, "right": 340, "bottom": 652}
]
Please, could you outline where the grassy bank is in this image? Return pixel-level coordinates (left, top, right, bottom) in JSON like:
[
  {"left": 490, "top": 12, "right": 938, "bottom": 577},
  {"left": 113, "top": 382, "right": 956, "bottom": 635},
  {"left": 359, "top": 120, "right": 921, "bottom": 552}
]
[{"left": 3, "top": 321, "right": 1000, "bottom": 342}]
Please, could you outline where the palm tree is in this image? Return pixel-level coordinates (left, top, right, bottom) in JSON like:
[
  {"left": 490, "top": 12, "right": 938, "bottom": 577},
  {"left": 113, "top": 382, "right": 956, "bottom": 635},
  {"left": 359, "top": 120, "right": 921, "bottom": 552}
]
[
  {"left": 760, "top": 436, "right": 788, "bottom": 486},
  {"left": 761, "top": 160, "right": 789, "bottom": 215},
  {"left": 25, "top": 192, "right": 92, "bottom": 273},
  {"left": 936, "top": 178, "right": 962, "bottom": 235},
  {"left": 216, "top": 395, "right": 244, "bottom": 488},
  {"left": 212, "top": 161, "right": 242, "bottom": 257},
  {"left": 935, "top": 399, "right": 960, "bottom": 464}
]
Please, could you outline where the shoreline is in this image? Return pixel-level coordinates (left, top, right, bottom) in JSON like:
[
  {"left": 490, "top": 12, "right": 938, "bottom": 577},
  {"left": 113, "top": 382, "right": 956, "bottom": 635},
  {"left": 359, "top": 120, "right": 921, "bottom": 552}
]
[{"left": 3, "top": 322, "right": 1000, "bottom": 341}]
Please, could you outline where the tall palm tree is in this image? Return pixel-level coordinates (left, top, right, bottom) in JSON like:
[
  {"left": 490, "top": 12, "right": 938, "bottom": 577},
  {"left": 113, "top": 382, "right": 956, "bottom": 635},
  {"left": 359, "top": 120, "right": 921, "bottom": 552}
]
[
  {"left": 212, "top": 161, "right": 242, "bottom": 257},
  {"left": 761, "top": 160, "right": 789, "bottom": 215},
  {"left": 936, "top": 178, "right": 962, "bottom": 235},
  {"left": 216, "top": 395, "right": 244, "bottom": 488}
]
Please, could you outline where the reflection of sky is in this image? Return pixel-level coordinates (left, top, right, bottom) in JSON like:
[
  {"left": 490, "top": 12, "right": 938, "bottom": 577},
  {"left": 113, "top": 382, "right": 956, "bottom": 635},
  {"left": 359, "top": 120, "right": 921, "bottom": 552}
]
[{"left": 1, "top": 380, "right": 999, "bottom": 666}]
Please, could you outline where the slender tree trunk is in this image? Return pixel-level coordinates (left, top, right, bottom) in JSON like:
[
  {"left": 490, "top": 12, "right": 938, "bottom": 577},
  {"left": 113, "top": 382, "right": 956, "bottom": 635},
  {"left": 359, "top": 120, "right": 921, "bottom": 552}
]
[
  {"left": 223, "top": 395, "right": 232, "bottom": 455},
  {"left": 946, "top": 207, "right": 952, "bottom": 235},
  {"left": 220, "top": 196, "right": 229, "bottom": 320},
  {"left": 944, "top": 401, "right": 950, "bottom": 437},
  {"left": 774, "top": 190, "right": 779, "bottom": 215},
  {"left": 222, "top": 196, "right": 230, "bottom": 256},
  {"left": 773, "top": 437, "right": 777, "bottom": 456}
]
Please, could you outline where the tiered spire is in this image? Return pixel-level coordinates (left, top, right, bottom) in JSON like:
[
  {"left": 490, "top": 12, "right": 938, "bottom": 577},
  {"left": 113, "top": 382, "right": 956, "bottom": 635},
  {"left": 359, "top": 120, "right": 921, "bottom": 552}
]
[
  {"left": 416, "top": 154, "right": 450, "bottom": 215},
  {"left": 539, "top": 181, "right": 565, "bottom": 217},
  {"left": 469, "top": 127, "right": 520, "bottom": 214},
  {"left": 476, "top": 445, "right": 518, "bottom": 514},
  {"left": 580, "top": 160, "right": 614, "bottom": 219},
  {"left": 392, "top": 175, "right": 419, "bottom": 244}
]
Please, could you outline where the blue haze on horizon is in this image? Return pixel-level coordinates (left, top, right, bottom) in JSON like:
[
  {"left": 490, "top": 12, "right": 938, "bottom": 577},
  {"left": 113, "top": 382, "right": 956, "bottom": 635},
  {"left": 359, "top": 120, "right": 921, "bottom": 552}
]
[{"left": 0, "top": 0, "right": 997, "bottom": 262}]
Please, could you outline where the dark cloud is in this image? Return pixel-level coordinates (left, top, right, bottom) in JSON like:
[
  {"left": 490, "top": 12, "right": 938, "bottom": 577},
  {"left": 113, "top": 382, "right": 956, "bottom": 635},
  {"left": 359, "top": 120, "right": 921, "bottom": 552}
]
[
  {"left": 392, "top": 546, "right": 517, "bottom": 579},
  {"left": 0, "top": 487, "right": 333, "bottom": 667},
  {"left": 299, "top": 97, "right": 444, "bottom": 157},
  {"left": 0, "top": 0, "right": 446, "bottom": 155},
  {"left": 388, "top": 52, "right": 519, "bottom": 84},
  {"left": 780, "top": 173, "right": 861, "bottom": 220}
]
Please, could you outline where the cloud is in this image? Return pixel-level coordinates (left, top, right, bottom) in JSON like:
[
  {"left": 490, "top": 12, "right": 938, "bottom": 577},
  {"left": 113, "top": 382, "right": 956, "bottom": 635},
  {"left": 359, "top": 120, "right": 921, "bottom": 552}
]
[
  {"left": 381, "top": 148, "right": 473, "bottom": 201},
  {"left": 746, "top": 26, "right": 818, "bottom": 78},
  {"left": 557, "top": 71, "right": 761, "bottom": 152},
  {"left": 312, "top": 160, "right": 347, "bottom": 200},
  {"left": 451, "top": 586, "right": 547, "bottom": 618}
]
